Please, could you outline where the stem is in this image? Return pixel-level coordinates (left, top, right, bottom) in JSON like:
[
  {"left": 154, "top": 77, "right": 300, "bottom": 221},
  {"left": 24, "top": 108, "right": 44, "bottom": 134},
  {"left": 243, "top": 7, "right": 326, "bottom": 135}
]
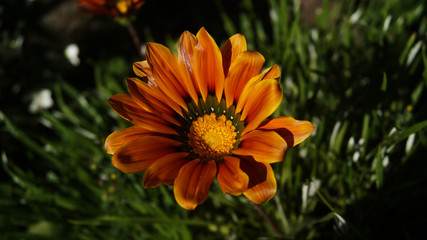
[
  {"left": 250, "top": 201, "right": 284, "bottom": 238},
  {"left": 315, "top": 188, "right": 336, "bottom": 213},
  {"left": 126, "top": 23, "right": 144, "bottom": 59},
  {"left": 274, "top": 195, "right": 290, "bottom": 234}
]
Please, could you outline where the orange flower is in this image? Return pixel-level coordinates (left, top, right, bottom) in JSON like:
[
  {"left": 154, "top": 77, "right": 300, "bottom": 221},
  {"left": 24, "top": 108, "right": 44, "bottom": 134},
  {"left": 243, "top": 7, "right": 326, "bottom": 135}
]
[
  {"left": 105, "top": 28, "right": 315, "bottom": 210},
  {"left": 77, "top": 0, "right": 145, "bottom": 18}
]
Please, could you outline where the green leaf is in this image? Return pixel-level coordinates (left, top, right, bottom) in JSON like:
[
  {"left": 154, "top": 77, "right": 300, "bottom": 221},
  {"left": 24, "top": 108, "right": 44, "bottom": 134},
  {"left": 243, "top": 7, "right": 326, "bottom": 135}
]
[
  {"left": 0, "top": 111, "right": 61, "bottom": 168},
  {"left": 386, "top": 120, "right": 427, "bottom": 145},
  {"left": 381, "top": 72, "right": 387, "bottom": 92},
  {"left": 375, "top": 148, "right": 383, "bottom": 189},
  {"left": 69, "top": 216, "right": 218, "bottom": 227},
  {"left": 399, "top": 32, "right": 417, "bottom": 66}
]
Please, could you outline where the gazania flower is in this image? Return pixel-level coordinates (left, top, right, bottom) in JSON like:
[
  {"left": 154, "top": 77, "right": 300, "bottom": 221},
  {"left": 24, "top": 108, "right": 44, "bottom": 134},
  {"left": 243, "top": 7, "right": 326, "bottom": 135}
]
[
  {"left": 77, "top": 0, "right": 145, "bottom": 18},
  {"left": 105, "top": 27, "right": 315, "bottom": 210}
]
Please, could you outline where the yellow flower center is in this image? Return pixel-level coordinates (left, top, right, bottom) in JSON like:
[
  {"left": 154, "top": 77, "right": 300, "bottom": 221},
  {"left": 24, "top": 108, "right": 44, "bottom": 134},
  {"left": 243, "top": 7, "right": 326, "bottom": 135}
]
[
  {"left": 116, "top": 1, "right": 131, "bottom": 14},
  {"left": 188, "top": 113, "right": 237, "bottom": 161}
]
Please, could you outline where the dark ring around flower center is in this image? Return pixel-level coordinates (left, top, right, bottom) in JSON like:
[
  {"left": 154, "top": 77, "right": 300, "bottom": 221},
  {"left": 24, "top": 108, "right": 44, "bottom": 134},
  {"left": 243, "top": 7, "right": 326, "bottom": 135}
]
[{"left": 172, "top": 95, "right": 245, "bottom": 162}]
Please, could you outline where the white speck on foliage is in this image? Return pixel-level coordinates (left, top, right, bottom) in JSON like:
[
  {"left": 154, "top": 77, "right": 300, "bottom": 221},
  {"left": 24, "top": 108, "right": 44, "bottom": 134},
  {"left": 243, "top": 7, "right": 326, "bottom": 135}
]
[
  {"left": 406, "top": 41, "right": 422, "bottom": 66},
  {"left": 350, "top": 9, "right": 363, "bottom": 24},
  {"left": 383, "top": 15, "right": 392, "bottom": 32},
  {"left": 382, "top": 156, "right": 389, "bottom": 167},
  {"left": 65, "top": 43, "right": 80, "bottom": 66},
  {"left": 269, "top": 9, "right": 278, "bottom": 22},
  {"left": 347, "top": 137, "right": 355, "bottom": 149},
  {"left": 301, "top": 179, "right": 321, "bottom": 212},
  {"left": 29, "top": 89, "right": 54, "bottom": 113},
  {"left": 405, "top": 133, "right": 416, "bottom": 153},
  {"left": 353, "top": 151, "right": 360, "bottom": 163},
  {"left": 333, "top": 212, "right": 348, "bottom": 235}
]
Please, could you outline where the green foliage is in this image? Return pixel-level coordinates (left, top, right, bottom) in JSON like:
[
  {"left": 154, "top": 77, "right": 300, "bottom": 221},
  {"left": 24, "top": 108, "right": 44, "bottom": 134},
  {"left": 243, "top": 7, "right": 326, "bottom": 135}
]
[
  {"left": 1, "top": 0, "right": 426, "bottom": 239},
  {"left": 220, "top": 0, "right": 427, "bottom": 238}
]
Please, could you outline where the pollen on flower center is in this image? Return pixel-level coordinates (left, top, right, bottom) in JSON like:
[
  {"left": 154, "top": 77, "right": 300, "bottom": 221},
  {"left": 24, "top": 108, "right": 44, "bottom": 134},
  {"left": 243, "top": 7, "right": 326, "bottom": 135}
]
[
  {"left": 188, "top": 113, "right": 237, "bottom": 161},
  {"left": 116, "top": 1, "right": 130, "bottom": 14}
]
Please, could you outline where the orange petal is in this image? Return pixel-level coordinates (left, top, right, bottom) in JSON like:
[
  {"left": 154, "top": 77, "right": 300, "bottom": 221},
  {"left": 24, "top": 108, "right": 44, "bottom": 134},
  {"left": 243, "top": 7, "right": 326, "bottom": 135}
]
[
  {"left": 133, "top": 61, "right": 156, "bottom": 85},
  {"left": 127, "top": 78, "right": 153, "bottom": 112},
  {"left": 232, "top": 130, "right": 287, "bottom": 163},
  {"left": 127, "top": 77, "right": 182, "bottom": 116},
  {"left": 132, "top": 111, "right": 178, "bottom": 135},
  {"left": 143, "top": 152, "right": 189, "bottom": 187},
  {"left": 131, "top": 0, "right": 145, "bottom": 9},
  {"left": 236, "top": 65, "right": 281, "bottom": 113},
  {"left": 239, "top": 156, "right": 267, "bottom": 188},
  {"left": 224, "top": 51, "right": 265, "bottom": 108},
  {"left": 146, "top": 43, "right": 193, "bottom": 111},
  {"left": 127, "top": 77, "right": 182, "bottom": 124},
  {"left": 105, "top": 126, "right": 151, "bottom": 154},
  {"left": 221, "top": 33, "right": 247, "bottom": 77},
  {"left": 112, "top": 136, "right": 182, "bottom": 174},
  {"left": 178, "top": 31, "right": 197, "bottom": 73},
  {"left": 178, "top": 31, "right": 199, "bottom": 101},
  {"left": 240, "top": 79, "right": 283, "bottom": 135},
  {"left": 217, "top": 156, "right": 249, "bottom": 196},
  {"left": 193, "top": 27, "right": 225, "bottom": 101},
  {"left": 244, "top": 163, "right": 277, "bottom": 204},
  {"left": 257, "top": 116, "right": 316, "bottom": 147},
  {"left": 108, "top": 93, "right": 178, "bottom": 135},
  {"left": 108, "top": 93, "right": 141, "bottom": 122},
  {"left": 174, "top": 159, "right": 217, "bottom": 210}
]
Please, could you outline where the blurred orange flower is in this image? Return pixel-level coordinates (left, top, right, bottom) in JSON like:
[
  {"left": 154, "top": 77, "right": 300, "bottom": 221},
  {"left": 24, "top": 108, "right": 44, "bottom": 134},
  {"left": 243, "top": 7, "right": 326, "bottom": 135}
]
[
  {"left": 105, "top": 27, "right": 315, "bottom": 210},
  {"left": 78, "top": 0, "right": 145, "bottom": 18}
]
